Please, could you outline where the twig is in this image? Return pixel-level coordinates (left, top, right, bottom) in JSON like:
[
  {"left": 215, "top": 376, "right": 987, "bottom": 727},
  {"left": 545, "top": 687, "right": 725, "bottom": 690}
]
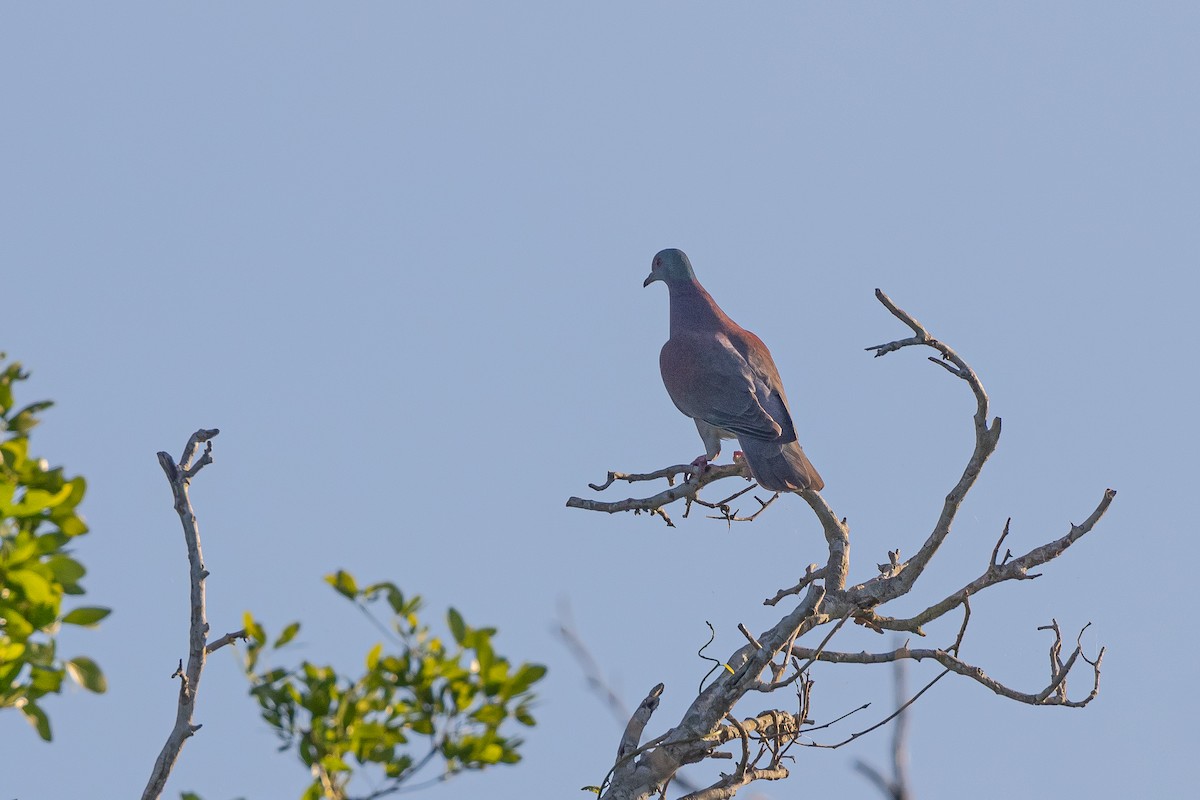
[
  {"left": 205, "top": 628, "right": 249, "bottom": 655},
  {"left": 764, "top": 564, "right": 826, "bottom": 607},
  {"left": 567, "top": 462, "right": 754, "bottom": 526},
  {"left": 805, "top": 670, "right": 950, "bottom": 749}
]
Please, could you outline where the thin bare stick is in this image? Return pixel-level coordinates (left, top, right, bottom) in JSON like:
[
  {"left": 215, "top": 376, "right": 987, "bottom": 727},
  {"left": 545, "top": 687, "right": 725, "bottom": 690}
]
[
  {"left": 205, "top": 628, "right": 248, "bottom": 655},
  {"left": 806, "top": 669, "right": 951, "bottom": 750},
  {"left": 764, "top": 564, "right": 826, "bottom": 607},
  {"left": 143, "top": 429, "right": 220, "bottom": 800}
]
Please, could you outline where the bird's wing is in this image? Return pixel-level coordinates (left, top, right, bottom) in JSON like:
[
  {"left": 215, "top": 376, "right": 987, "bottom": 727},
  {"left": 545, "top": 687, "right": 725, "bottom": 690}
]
[{"left": 661, "top": 332, "right": 783, "bottom": 441}]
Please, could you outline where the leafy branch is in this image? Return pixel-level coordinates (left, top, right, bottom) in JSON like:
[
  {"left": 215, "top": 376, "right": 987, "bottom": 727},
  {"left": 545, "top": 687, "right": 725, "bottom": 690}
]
[
  {"left": 242, "top": 570, "right": 547, "bottom": 800},
  {"left": 0, "top": 356, "right": 108, "bottom": 741}
]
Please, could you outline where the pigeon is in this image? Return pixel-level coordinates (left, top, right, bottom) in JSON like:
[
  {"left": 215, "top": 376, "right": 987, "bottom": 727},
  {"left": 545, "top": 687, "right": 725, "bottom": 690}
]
[{"left": 643, "top": 248, "right": 824, "bottom": 492}]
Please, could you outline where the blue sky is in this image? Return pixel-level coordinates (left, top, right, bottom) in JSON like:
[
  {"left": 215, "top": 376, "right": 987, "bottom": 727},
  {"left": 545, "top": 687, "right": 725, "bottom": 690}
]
[{"left": 2, "top": 4, "right": 1196, "bottom": 798}]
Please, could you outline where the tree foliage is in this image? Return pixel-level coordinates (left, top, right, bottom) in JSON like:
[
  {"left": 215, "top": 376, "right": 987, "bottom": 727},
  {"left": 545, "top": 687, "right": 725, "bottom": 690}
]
[
  {"left": 0, "top": 356, "right": 108, "bottom": 740},
  {"left": 242, "top": 569, "right": 545, "bottom": 800}
]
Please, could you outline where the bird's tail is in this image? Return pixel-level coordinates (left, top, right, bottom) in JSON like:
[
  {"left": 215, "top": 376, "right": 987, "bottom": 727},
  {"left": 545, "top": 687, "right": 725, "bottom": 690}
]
[{"left": 739, "top": 438, "right": 824, "bottom": 492}]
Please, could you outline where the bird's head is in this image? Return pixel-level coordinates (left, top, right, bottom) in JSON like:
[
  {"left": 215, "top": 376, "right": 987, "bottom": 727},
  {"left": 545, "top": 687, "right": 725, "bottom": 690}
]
[{"left": 644, "top": 248, "right": 696, "bottom": 288}]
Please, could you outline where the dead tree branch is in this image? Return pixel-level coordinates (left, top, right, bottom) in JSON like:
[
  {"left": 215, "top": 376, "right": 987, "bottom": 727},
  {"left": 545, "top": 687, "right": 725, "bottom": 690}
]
[
  {"left": 566, "top": 462, "right": 755, "bottom": 527},
  {"left": 575, "top": 290, "right": 1113, "bottom": 800},
  {"left": 142, "top": 428, "right": 222, "bottom": 800}
]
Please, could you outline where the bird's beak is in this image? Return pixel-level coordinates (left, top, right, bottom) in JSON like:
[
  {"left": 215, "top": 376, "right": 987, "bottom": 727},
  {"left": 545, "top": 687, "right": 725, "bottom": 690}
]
[{"left": 643, "top": 272, "right": 657, "bottom": 288}]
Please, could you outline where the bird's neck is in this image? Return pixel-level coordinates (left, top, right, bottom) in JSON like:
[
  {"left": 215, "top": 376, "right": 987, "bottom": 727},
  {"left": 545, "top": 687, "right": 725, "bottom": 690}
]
[{"left": 668, "top": 279, "right": 734, "bottom": 336}]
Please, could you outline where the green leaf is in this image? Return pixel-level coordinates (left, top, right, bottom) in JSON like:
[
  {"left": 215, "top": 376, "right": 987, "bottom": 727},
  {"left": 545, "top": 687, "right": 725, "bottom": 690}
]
[
  {"left": 62, "top": 606, "right": 111, "bottom": 627},
  {"left": 0, "top": 639, "right": 26, "bottom": 662},
  {"left": 366, "top": 641, "right": 383, "bottom": 671},
  {"left": 472, "top": 703, "right": 506, "bottom": 726},
  {"left": 476, "top": 742, "right": 504, "bottom": 764},
  {"left": 65, "top": 656, "right": 107, "bottom": 693},
  {"left": 385, "top": 586, "right": 406, "bottom": 614},
  {"left": 0, "top": 604, "right": 34, "bottom": 639},
  {"left": 447, "top": 607, "right": 467, "bottom": 645},
  {"left": 273, "top": 621, "right": 301, "bottom": 649},
  {"left": 21, "top": 700, "right": 52, "bottom": 740},
  {"left": 0, "top": 537, "right": 38, "bottom": 567},
  {"left": 506, "top": 663, "right": 547, "bottom": 696},
  {"left": 326, "top": 570, "right": 359, "bottom": 599},
  {"left": 243, "top": 611, "right": 266, "bottom": 644},
  {"left": 475, "top": 633, "right": 494, "bottom": 675},
  {"left": 12, "top": 485, "right": 73, "bottom": 516},
  {"left": 30, "top": 665, "right": 64, "bottom": 693},
  {"left": 35, "top": 531, "right": 69, "bottom": 554},
  {"left": 6, "top": 568, "right": 55, "bottom": 606}
]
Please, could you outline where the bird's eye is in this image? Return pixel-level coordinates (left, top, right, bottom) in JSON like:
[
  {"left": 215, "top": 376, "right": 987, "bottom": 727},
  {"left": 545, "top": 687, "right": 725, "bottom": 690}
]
[{"left": 654, "top": 257, "right": 662, "bottom": 267}]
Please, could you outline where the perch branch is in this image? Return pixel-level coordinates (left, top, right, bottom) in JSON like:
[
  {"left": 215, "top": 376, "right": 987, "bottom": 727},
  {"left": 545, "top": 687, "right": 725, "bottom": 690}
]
[{"left": 567, "top": 462, "right": 755, "bottom": 526}]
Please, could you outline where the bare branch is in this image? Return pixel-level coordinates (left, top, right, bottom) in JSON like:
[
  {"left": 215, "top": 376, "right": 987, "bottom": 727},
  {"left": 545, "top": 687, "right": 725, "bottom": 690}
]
[
  {"left": 694, "top": 486, "right": 781, "bottom": 524},
  {"left": 764, "top": 564, "right": 826, "bottom": 607},
  {"left": 205, "top": 628, "right": 248, "bottom": 655},
  {"left": 676, "top": 767, "right": 789, "bottom": 800},
  {"left": 567, "top": 462, "right": 755, "bottom": 525},
  {"left": 798, "top": 491, "right": 849, "bottom": 591},
  {"left": 612, "top": 683, "right": 665, "bottom": 783},
  {"left": 789, "top": 620, "right": 1103, "bottom": 707},
  {"left": 864, "top": 489, "right": 1116, "bottom": 635},
  {"left": 143, "top": 429, "right": 221, "bottom": 800},
  {"left": 843, "top": 290, "right": 1002, "bottom": 610}
]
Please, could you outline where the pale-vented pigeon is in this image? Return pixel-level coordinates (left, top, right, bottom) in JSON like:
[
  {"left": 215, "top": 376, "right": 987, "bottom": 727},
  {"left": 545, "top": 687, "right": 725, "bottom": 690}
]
[{"left": 643, "top": 248, "right": 824, "bottom": 492}]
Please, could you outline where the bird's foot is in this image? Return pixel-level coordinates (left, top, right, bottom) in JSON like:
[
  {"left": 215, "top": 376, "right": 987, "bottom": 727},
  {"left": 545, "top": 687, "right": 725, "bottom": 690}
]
[
  {"left": 690, "top": 454, "right": 714, "bottom": 474},
  {"left": 732, "top": 450, "right": 745, "bottom": 462}
]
